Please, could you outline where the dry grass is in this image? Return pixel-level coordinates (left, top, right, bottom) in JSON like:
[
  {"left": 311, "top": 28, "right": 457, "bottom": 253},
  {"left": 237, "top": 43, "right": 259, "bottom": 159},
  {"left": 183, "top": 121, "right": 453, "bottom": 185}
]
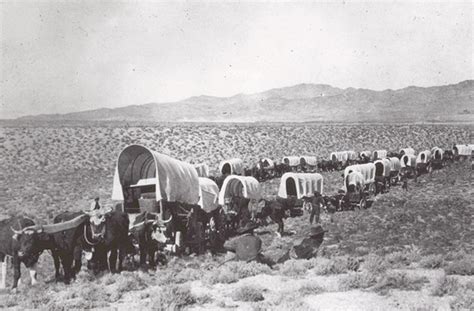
[
  {"left": 232, "top": 284, "right": 265, "bottom": 302},
  {"left": 431, "top": 274, "right": 462, "bottom": 296},
  {"left": 149, "top": 285, "right": 197, "bottom": 310},
  {"left": 444, "top": 254, "right": 474, "bottom": 276},
  {"left": 373, "top": 271, "right": 428, "bottom": 295}
]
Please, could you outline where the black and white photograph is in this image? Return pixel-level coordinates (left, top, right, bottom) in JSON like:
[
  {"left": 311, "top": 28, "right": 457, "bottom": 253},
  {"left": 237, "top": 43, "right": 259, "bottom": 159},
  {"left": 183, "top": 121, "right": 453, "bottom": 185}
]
[{"left": 0, "top": 0, "right": 473, "bottom": 309}]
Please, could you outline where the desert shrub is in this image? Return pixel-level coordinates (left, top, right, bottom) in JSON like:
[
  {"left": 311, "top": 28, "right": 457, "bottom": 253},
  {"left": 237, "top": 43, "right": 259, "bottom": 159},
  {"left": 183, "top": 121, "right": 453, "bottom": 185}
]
[
  {"left": 419, "top": 254, "right": 444, "bottom": 269},
  {"left": 195, "top": 294, "right": 213, "bottom": 305},
  {"left": 205, "top": 261, "right": 271, "bottom": 285},
  {"left": 111, "top": 271, "right": 148, "bottom": 300},
  {"left": 340, "top": 271, "right": 377, "bottom": 290},
  {"left": 0, "top": 295, "right": 18, "bottom": 308},
  {"left": 384, "top": 249, "right": 422, "bottom": 267},
  {"left": 450, "top": 288, "right": 474, "bottom": 310},
  {"left": 373, "top": 271, "right": 428, "bottom": 295},
  {"left": 272, "top": 299, "right": 313, "bottom": 311},
  {"left": 279, "top": 259, "right": 310, "bottom": 277},
  {"left": 174, "top": 268, "right": 203, "bottom": 283},
  {"left": 444, "top": 256, "right": 474, "bottom": 276},
  {"left": 149, "top": 285, "right": 196, "bottom": 310},
  {"left": 314, "top": 256, "right": 358, "bottom": 275},
  {"left": 298, "top": 282, "right": 325, "bottom": 296},
  {"left": 361, "top": 254, "right": 388, "bottom": 274},
  {"left": 431, "top": 274, "right": 461, "bottom": 296},
  {"left": 232, "top": 285, "right": 265, "bottom": 302}
]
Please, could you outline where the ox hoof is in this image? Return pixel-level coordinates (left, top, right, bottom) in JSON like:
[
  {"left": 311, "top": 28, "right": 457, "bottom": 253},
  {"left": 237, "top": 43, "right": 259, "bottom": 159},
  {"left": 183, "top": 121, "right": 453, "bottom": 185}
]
[{"left": 11, "top": 288, "right": 18, "bottom": 294}]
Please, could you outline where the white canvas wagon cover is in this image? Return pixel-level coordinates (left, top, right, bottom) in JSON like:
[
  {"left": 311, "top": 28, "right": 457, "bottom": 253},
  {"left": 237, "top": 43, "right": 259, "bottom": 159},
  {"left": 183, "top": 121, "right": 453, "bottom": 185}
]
[
  {"left": 388, "top": 157, "right": 401, "bottom": 172},
  {"left": 346, "top": 171, "right": 365, "bottom": 188},
  {"left": 344, "top": 163, "right": 375, "bottom": 185},
  {"left": 401, "top": 154, "right": 417, "bottom": 168},
  {"left": 194, "top": 163, "right": 210, "bottom": 178},
  {"left": 300, "top": 156, "right": 318, "bottom": 166},
  {"left": 218, "top": 175, "right": 262, "bottom": 205},
  {"left": 111, "top": 145, "right": 199, "bottom": 204},
  {"left": 360, "top": 151, "right": 372, "bottom": 158},
  {"left": 278, "top": 173, "right": 324, "bottom": 199},
  {"left": 431, "top": 147, "right": 443, "bottom": 160},
  {"left": 400, "top": 148, "right": 415, "bottom": 156},
  {"left": 198, "top": 177, "right": 219, "bottom": 213},
  {"left": 416, "top": 150, "right": 432, "bottom": 164},
  {"left": 282, "top": 156, "right": 300, "bottom": 167},
  {"left": 260, "top": 158, "right": 275, "bottom": 169},
  {"left": 330, "top": 151, "right": 357, "bottom": 162},
  {"left": 219, "top": 158, "right": 244, "bottom": 175},
  {"left": 374, "top": 159, "right": 391, "bottom": 177},
  {"left": 454, "top": 144, "right": 472, "bottom": 156}
]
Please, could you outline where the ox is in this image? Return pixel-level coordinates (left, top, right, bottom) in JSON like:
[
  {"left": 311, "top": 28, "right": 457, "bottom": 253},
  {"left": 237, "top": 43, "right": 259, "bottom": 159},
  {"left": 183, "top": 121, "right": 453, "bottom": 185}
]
[
  {"left": 129, "top": 211, "right": 172, "bottom": 270},
  {"left": 1, "top": 216, "right": 39, "bottom": 289},
  {"left": 13, "top": 212, "right": 88, "bottom": 285},
  {"left": 254, "top": 197, "right": 296, "bottom": 236},
  {"left": 82, "top": 210, "right": 130, "bottom": 274}
]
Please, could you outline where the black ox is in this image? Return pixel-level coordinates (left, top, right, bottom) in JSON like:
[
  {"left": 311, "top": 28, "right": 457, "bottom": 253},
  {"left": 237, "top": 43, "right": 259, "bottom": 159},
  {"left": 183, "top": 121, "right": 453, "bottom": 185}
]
[{"left": 1, "top": 216, "right": 39, "bottom": 289}]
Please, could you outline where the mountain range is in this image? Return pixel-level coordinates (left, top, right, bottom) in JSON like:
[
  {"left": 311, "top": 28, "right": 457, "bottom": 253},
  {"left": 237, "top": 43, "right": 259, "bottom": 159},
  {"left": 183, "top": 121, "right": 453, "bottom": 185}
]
[{"left": 18, "top": 80, "right": 474, "bottom": 123}]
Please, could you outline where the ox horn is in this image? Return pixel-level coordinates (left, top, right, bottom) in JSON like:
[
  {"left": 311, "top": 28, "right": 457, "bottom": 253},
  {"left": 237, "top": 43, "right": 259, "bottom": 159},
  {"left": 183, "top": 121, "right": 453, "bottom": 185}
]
[
  {"left": 39, "top": 214, "right": 88, "bottom": 234},
  {"left": 158, "top": 214, "right": 173, "bottom": 224},
  {"left": 11, "top": 227, "right": 23, "bottom": 235}
]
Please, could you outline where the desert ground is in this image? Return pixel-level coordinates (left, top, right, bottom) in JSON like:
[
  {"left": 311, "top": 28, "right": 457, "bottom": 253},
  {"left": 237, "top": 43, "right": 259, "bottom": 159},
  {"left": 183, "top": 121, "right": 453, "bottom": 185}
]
[{"left": 0, "top": 122, "right": 472, "bottom": 310}]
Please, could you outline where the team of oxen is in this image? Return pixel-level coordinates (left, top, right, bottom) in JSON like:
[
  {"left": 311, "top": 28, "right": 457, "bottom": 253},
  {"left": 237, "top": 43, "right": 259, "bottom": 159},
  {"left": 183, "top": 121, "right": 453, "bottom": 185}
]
[{"left": 1, "top": 143, "right": 472, "bottom": 290}]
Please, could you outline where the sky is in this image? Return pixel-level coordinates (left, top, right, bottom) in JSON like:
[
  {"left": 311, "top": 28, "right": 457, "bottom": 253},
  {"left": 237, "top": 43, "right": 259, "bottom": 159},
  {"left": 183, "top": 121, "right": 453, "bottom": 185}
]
[{"left": 0, "top": 0, "right": 472, "bottom": 119}]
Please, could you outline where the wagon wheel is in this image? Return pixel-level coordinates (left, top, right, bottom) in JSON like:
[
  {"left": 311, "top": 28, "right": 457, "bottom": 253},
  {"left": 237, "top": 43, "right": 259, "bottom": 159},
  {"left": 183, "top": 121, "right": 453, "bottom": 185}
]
[
  {"left": 359, "top": 197, "right": 367, "bottom": 209},
  {"left": 368, "top": 183, "right": 376, "bottom": 196}
]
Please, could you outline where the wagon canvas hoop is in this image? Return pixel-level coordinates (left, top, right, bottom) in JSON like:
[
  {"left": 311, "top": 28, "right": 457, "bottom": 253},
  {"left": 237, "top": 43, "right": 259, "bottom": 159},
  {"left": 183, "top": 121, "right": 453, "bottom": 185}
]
[
  {"left": 278, "top": 173, "right": 323, "bottom": 199},
  {"left": 111, "top": 145, "right": 200, "bottom": 205},
  {"left": 218, "top": 175, "right": 262, "bottom": 205}
]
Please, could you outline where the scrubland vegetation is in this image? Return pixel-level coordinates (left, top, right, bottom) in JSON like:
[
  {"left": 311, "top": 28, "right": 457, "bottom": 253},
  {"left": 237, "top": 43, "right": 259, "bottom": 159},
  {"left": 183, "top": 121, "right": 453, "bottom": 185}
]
[{"left": 0, "top": 122, "right": 472, "bottom": 310}]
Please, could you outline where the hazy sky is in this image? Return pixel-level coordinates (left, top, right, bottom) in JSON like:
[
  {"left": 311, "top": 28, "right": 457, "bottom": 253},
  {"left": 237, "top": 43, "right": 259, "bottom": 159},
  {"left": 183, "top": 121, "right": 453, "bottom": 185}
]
[{"left": 1, "top": 1, "right": 472, "bottom": 118}]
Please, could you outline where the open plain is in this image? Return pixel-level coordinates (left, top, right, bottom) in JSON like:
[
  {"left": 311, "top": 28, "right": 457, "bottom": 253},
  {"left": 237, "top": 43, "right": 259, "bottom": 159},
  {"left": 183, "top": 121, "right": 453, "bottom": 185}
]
[{"left": 0, "top": 122, "right": 473, "bottom": 310}]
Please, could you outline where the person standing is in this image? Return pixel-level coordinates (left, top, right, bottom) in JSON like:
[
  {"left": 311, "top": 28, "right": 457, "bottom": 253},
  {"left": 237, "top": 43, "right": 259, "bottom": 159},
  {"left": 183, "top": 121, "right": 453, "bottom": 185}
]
[{"left": 310, "top": 191, "right": 324, "bottom": 224}]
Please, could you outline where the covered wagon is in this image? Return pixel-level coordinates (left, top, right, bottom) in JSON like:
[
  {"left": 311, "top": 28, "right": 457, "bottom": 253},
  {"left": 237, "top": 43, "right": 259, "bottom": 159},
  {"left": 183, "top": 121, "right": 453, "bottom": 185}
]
[
  {"left": 259, "top": 158, "right": 275, "bottom": 170},
  {"left": 359, "top": 151, "right": 372, "bottom": 163},
  {"left": 360, "top": 151, "right": 372, "bottom": 159},
  {"left": 111, "top": 144, "right": 203, "bottom": 252},
  {"left": 330, "top": 151, "right": 357, "bottom": 170},
  {"left": 374, "top": 159, "right": 391, "bottom": 193},
  {"left": 453, "top": 144, "right": 473, "bottom": 161},
  {"left": 400, "top": 154, "right": 417, "bottom": 178},
  {"left": 344, "top": 163, "right": 376, "bottom": 195},
  {"left": 278, "top": 173, "right": 324, "bottom": 199},
  {"left": 430, "top": 147, "right": 444, "bottom": 169},
  {"left": 387, "top": 157, "right": 401, "bottom": 184},
  {"left": 416, "top": 150, "right": 432, "bottom": 174},
  {"left": 278, "top": 173, "right": 323, "bottom": 216},
  {"left": 372, "top": 150, "right": 388, "bottom": 161},
  {"left": 219, "top": 158, "right": 244, "bottom": 175},
  {"left": 198, "top": 178, "right": 220, "bottom": 213},
  {"left": 343, "top": 171, "right": 368, "bottom": 209},
  {"left": 299, "top": 156, "right": 318, "bottom": 172},
  {"left": 282, "top": 156, "right": 301, "bottom": 171},
  {"left": 194, "top": 163, "right": 210, "bottom": 178},
  {"left": 218, "top": 175, "right": 262, "bottom": 230}
]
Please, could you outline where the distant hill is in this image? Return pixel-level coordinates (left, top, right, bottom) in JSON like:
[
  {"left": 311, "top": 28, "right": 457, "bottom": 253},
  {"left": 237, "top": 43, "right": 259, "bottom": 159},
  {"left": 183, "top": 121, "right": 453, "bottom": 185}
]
[{"left": 18, "top": 80, "right": 474, "bottom": 123}]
